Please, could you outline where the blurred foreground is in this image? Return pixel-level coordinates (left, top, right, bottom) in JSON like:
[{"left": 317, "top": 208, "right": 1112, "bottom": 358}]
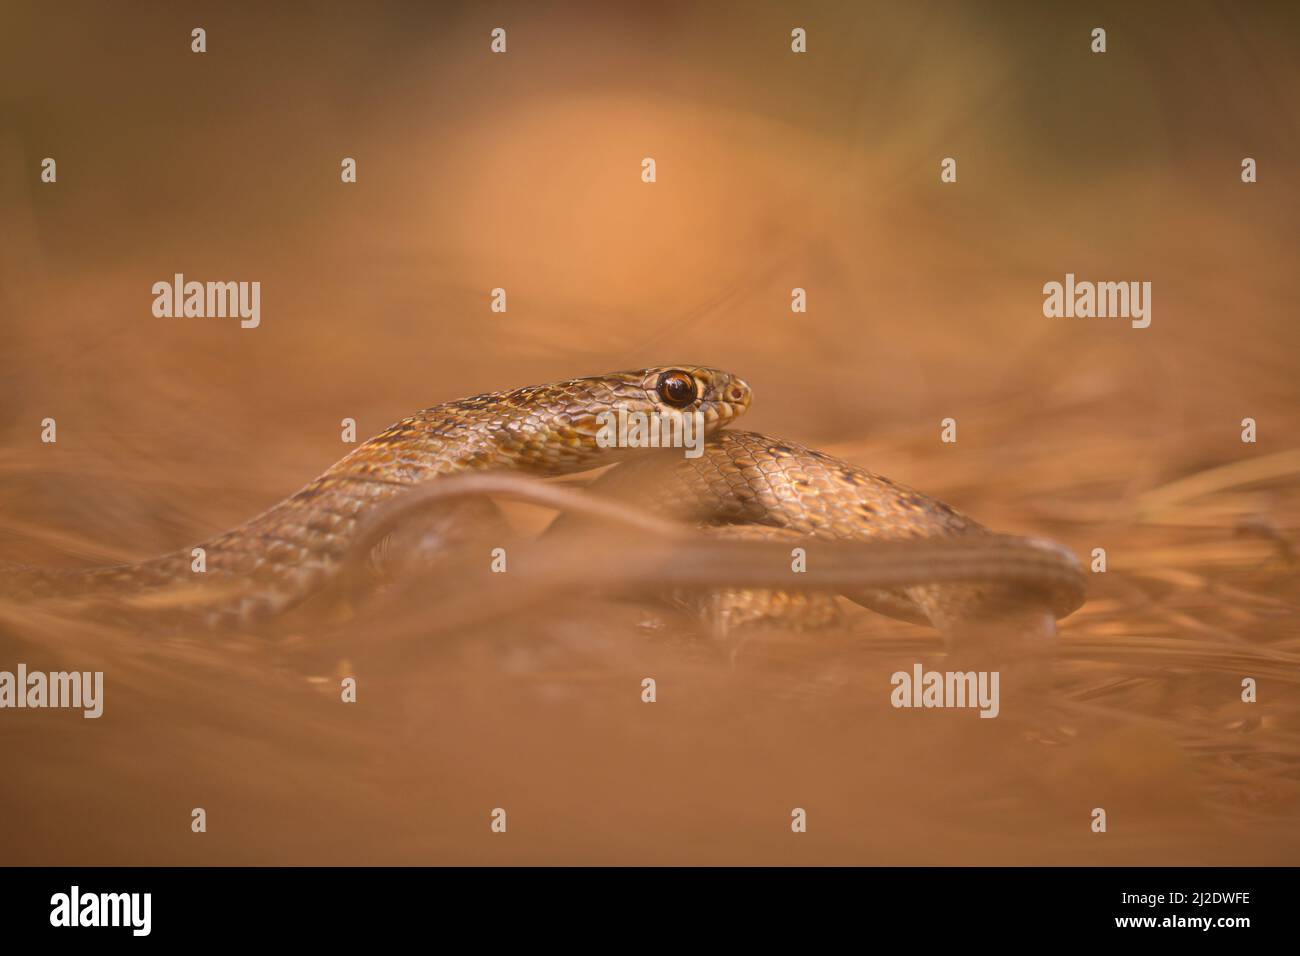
[{"left": 1, "top": 1, "right": 1297, "bottom": 863}]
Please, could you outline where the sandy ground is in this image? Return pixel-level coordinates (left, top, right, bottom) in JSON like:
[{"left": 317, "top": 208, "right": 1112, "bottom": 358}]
[{"left": 1, "top": 1, "right": 1297, "bottom": 864}]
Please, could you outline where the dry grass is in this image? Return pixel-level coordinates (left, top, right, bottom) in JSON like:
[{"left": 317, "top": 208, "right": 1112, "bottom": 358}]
[{"left": 1, "top": 0, "right": 1297, "bottom": 864}]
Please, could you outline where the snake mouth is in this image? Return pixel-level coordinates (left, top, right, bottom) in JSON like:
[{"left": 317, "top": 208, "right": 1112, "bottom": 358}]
[{"left": 703, "top": 401, "right": 743, "bottom": 429}]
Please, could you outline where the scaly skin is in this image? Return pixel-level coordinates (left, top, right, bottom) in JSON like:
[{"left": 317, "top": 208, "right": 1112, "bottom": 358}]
[
  {"left": 2, "top": 370, "right": 1086, "bottom": 631},
  {"left": 1, "top": 366, "right": 751, "bottom": 620},
  {"left": 586, "top": 430, "right": 1086, "bottom": 630}
]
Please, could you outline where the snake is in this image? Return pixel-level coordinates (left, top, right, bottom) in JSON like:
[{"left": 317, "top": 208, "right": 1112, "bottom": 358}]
[{"left": 0, "top": 366, "right": 1086, "bottom": 630}]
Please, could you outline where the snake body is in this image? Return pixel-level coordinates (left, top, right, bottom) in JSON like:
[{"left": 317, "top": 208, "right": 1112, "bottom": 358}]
[
  {"left": 586, "top": 430, "right": 1084, "bottom": 629},
  {"left": 1, "top": 366, "right": 1085, "bottom": 629},
  {"left": 3, "top": 367, "right": 749, "bottom": 618}
]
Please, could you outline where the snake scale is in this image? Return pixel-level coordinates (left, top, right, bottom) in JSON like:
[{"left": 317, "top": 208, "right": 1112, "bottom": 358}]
[{"left": 0, "top": 366, "right": 1085, "bottom": 631}]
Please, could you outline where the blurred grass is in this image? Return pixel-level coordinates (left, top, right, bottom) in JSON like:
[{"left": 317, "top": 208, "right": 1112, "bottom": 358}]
[{"left": 1, "top": 0, "right": 1298, "bottom": 864}]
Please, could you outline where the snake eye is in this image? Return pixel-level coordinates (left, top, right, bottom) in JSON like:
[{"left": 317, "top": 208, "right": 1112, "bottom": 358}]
[{"left": 656, "top": 370, "right": 698, "bottom": 408}]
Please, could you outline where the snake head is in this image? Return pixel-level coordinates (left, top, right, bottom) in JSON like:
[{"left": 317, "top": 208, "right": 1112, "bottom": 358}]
[
  {"left": 635, "top": 365, "right": 752, "bottom": 429},
  {"left": 485, "top": 366, "right": 751, "bottom": 472},
  {"left": 558, "top": 366, "right": 750, "bottom": 463},
  {"left": 592, "top": 365, "right": 751, "bottom": 461}
]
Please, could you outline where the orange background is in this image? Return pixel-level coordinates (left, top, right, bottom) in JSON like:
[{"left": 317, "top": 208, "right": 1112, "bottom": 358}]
[{"left": 1, "top": 1, "right": 1297, "bottom": 864}]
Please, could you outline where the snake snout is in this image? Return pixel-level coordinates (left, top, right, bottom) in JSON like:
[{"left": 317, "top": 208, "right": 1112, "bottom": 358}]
[
  {"left": 703, "top": 371, "right": 752, "bottom": 428},
  {"left": 727, "top": 376, "right": 752, "bottom": 409}
]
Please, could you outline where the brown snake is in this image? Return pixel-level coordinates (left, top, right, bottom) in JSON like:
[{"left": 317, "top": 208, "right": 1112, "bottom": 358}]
[{"left": 0, "top": 366, "right": 1085, "bottom": 631}]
